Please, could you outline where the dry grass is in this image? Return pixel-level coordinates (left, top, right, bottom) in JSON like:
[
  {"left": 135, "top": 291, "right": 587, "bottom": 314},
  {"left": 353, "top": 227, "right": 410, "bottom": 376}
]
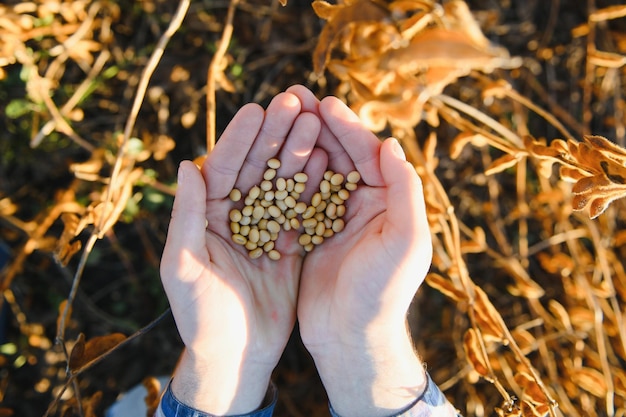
[{"left": 1, "top": 0, "right": 626, "bottom": 416}]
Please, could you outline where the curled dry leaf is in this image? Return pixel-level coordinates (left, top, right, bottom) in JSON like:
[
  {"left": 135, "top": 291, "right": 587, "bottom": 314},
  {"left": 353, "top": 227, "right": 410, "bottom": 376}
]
[
  {"left": 426, "top": 272, "right": 468, "bottom": 302},
  {"left": 473, "top": 285, "right": 505, "bottom": 342},
  {"left": 514, "top": 371, "right": 550, "bottom": 405},
  {"left": 485, "top": 154, "right": 521, "bottom": 176},
  {"left": 571, "top": 367, "right": 609, "bottom": 398},
  {"left": 463, "top": 327, "right": 490, "bottom": 377},
  {"left": 69, "top": 332, "right": 127, "bottom": 373},
  {"left": 143, "top": 376, "right": 163, "bottom": 417},
  {"left": 54, "top": 213, "right": 84, "bottom": 266}
]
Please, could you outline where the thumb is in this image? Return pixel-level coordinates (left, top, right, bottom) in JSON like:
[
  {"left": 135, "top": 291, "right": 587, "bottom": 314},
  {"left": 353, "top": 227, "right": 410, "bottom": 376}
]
[
  {"left": 379, "top": 138, "right": 431, "bottom": 258},
  {"left": 161, "top": 161, "right": 208, "bottom": 282}
]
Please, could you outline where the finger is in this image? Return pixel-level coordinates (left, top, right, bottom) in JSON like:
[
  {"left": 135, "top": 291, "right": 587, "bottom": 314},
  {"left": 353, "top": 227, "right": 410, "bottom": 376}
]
[
  {"left": 379, "top": 138, "right": 431, "bottom": 260},
  {"left": 299, "top": 147, "right": 328, "bottom": 202},
  {"left": 276, "top": 112, "right": 320, "bottom": 176},
  {"left": 203, "top": 103, "right": 265, "bottom": 200},
  {"left": 236, "top": 92, "right": 302, "bottom": 191},
  {"left": 286, "top": 85, "right": 355, "bottom": 172},
  {"left": 161, "top": 161, "right": 209, "bottom": 284},
  {"left": 319, "top": 96, "right": 383, "bottom": 186}
]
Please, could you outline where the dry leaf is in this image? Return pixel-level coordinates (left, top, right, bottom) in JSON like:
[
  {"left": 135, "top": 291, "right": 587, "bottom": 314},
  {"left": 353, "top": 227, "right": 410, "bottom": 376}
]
[
  {"left": 515, "top": 371, "right": 549, "bottom": 405},
  {"left": 473, "top": 285, "right": 505, "bottom": 341},
  {"left": 463, "top": 327, "right": 490, "bottom": 377},
  {"left": 426, "top": 272, "right": 468, "bottom": 302},
  {"left": 571, "top": 367, "right": 608, "bottom": 398},
  {"left": 54, "top": 213, "right": 83, "bottom": 266},
  {"left": 485, "top": 154, "right": 520, "bottom": 176},
  {"left": 312, "top": 0, "right": 389, "bottom": 75},
  {"left": 143, "top": 377, "right": 163, "bottom": 417},
  {"left": 69, "top": 332, "right": 127, "bottom": 373}
]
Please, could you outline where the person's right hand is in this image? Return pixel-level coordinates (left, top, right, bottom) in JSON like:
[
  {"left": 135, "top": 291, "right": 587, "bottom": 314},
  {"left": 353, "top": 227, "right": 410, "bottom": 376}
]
[{"left": 288, "top": 86, "right": 433, "bottom": 417}]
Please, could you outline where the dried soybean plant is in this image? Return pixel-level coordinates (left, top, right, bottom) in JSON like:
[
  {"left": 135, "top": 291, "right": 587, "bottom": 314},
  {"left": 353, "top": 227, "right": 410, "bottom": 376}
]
[
  {"left": 314, "top": 0, "right": 626, "bottom": 416},
  {"left": 1, "top": 0, "right": 192, "bottom": 415}
]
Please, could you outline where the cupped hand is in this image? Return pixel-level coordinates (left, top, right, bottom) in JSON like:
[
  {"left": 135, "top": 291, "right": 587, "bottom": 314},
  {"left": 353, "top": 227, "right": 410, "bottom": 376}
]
[
  {"left": 160, "top": 91, "right": 324, "bottom": 414},
  {"left": 288, "top": 86, "right": 432, "bottom": 416}
]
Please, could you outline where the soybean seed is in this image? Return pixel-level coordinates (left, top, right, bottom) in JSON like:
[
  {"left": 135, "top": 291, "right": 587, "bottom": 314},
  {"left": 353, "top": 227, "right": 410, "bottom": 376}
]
[
  {"left": 268, "top": 250, "right": 281, "bottom": 260},
  {"left": 304, "top": 243, "right": 315, "bottom": 252},
  {"left": 326, "top": 202, "right": 337, "bottom": 218},
  {"left": 264, "top": 190, "right": 275, "bottom": 201},
  {"left": 323, "top": 229, "right": 334, "bottom": 238},
  {"left": 229, "top": 189, "right": 242, "bottom": 202},
  {"left": 324, "top": 170, "right": 333, "bottom": 180},
  {"left": 286, "top": 178, "right": 295, "bottom": 192},
  {"left": 245, "top": 240, "right": 258, "bottom": 251},
  {"left": 285, "top": 208, "right": 297, "bottom": 219},
  {"left": 302, "top": 206, "right": 316, "bottom": 219},
  {"left": 290, "top": 218, "right": 300, "bottom": 229},
  {"left": 311, "top": 192, "right": 322, "bottom": 207},
  {"left": 274, "top": 189, "right": 288, "bottom": 200},
  {"left": 345, "top": 182, "right": 357, "bottom": 191},
  {"left": 240, "top": 216, "right": 252, "bottom": 226},
  {"left": 312, "top": 235, "right": 324, "bottom": 245},
  {"left": 249, "top": 247, "right": 263, "bottom": 259},
  {"left": 347, "top": 170, "right": 361, "bottom": 184},
  {"left": 276, "top": 214, "right": 286, "bottom": 224},
  {"left": 330, "top": 173, "right": 344, "bottom": 186},
  {"left": 264, "top": 241, "right": 275, "bottom": 252},
  {"left": 320, "top": 180, "right": 331, "bottom": 194},
  {"left": 267, "top": 220, "right": 281, "bottom": 234},
  {"left": 230, "top": 222, "right": 240, "bottom": 234},
  {"left": 294, "top": 201, "right": 307, "bottom": 214},
  {"left": 294, "top": 172, "right": 308, "bottom": 183},
  {"left": 232, "top": 234, "right": 246, "bottom": 245},
  {"left": 315, "top": 222, "right": 326, "bottom": 236},
  {"left": 302, "top": 218, "right": 318, "bottom": 229},
  {"left": 284, "top": 196, "right": 297, "bottom": 208},
  {"left": 261, "top": 180, "right": 273, "bottom": 191},
  {"left": 294, "top": 182, "right": 306, "bottom": 193},
  {"left": 331, "top": 193, "right": 344, "bottom": 205},
  {"left": 332, "top": 218, "right": 345, "bottom": 233},
  {"left": 229, "top": 209, "right": 243, "bottom": 222},
  {"left": 315, "top": 212, "right": 325, "bottom": 222},
  {"left": 276, "top": 177, "right": 287, "bottom": 191},
  {"left": 242, "top": 205, "right": 253, "bottom": 217},
  {"left": 263, "top": 168, "right": 277, "bottom": 181},
  {"left": 252, "top": 205, "right": 265, "bottom": 220},
  {"left": 336, "top": 204, "right": 346, "bottom": 217},
  {"left": 258, "top": 219, "right": 268, "bottom": 229},
  {"left": 259, "top": 230, "right": 271, "bottom": 243},
  {"left": 283, "top": 221, "right": 292, "bottom": 231},
  {"left": 268, "top": 205, "right": 281, "bottom": 218},
  {"left": 267, "top": 158, "right": 281, "bottom": 169},
  {"left": 315, "top": 201, "right": 327, "bottom": 213},
  {"left": 249, "top": 228, "right": 260, "bottom": 243},
  {"left": 276, "top": 200, "right": 288, "bottom": 212},
  {"left": 299, "top": 234, "right": 312, "bottom": 246},
  {"left": 338, "top": 189, "right": 350, "bottom": 200},
  {"left": 240, "top": 225, "right": 251, "bottom": 237}
]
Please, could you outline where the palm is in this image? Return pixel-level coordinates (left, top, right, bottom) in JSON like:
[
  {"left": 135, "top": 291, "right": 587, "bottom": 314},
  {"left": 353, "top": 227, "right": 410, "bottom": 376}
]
[{"left": 162, "top": 91, "right": 323, "bottom": 366}]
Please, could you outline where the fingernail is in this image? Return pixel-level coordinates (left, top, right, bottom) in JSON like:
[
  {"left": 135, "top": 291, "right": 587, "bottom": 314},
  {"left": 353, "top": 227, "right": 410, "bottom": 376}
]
[
  {"left": 391, "top": 138, "right": 406, "bottom": 161},
  {"left": 177, "top": 163, "right": 185, "bottom": 185}
]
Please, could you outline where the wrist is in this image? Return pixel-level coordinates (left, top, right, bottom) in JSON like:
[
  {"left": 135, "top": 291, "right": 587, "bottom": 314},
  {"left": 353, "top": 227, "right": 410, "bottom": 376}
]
[
  {"left": 171, "top": 349, "right": 274, "bottom": 415},
  {"left": 312, "top": 328, "right": 427, "bottom": 417}
]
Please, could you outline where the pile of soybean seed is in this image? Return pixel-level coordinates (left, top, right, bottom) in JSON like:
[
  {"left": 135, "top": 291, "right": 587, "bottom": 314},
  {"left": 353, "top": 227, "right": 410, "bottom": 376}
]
[{"left": 228, "top": 158, "right": 361, "bottom": 260}]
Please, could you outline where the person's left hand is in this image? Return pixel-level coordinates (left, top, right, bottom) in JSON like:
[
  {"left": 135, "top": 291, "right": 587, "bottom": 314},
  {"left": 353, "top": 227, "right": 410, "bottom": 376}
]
[{"left": 160, "top": 91, "right": 325, "bottom": 414}]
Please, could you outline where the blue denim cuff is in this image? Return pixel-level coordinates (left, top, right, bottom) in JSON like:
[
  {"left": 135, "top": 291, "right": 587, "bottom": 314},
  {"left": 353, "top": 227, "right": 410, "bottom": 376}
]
[
  {"left": 159, "top": 380, "right": 277, "bottom": 417},
  {"left": 328, "top": 372, "right": 461, "bottom": 417}
]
